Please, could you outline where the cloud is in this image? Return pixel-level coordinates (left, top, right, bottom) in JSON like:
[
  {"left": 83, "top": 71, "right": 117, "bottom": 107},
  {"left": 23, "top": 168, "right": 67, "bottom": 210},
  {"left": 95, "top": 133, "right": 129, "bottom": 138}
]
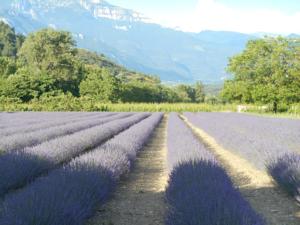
[{"left": 152, "top": 0, "right": 300, "bottom": 34}]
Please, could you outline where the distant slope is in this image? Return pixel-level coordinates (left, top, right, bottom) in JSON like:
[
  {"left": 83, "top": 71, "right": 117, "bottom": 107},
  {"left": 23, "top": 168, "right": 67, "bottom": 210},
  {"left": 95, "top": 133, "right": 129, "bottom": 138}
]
[
  {"left": 77, "top": 49, "right": 160, "bottom": 83},
  {"left": 0, "top": 0, "right": 256, "bottom": 83},
  {"left": 204, "top": 83, "right": 223, "bottom": 96},
  {"left": 288, "top": 33, "right": 300, "bottom": 38}
]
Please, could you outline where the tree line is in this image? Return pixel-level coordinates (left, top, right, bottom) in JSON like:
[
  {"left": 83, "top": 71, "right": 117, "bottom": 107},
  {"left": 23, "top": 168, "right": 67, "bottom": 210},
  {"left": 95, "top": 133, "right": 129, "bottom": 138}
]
[
  {"left": 1, "top": 21, "right": 298, "bottom": 110},
  {"left": 222, "top": 37, "right": 300, "bottom": 112},
  {"left": 0, "top": 22, "right": 206, "bottom": 103}
]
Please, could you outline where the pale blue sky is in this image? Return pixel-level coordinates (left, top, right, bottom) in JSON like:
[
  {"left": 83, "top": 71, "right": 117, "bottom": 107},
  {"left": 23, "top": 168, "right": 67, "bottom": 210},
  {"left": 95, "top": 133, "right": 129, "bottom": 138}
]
[
  {"left": 216, "top": 0, "right": 300, "bottom": 13},
  {"left": 108, "top": 0, "right": 300, "bottom": 33},
  {"left": 109, "top": 0, "right": 300, "bottom": 13},
  {"left": 108, "top": 0, "right": 198, "bottom": 17}
]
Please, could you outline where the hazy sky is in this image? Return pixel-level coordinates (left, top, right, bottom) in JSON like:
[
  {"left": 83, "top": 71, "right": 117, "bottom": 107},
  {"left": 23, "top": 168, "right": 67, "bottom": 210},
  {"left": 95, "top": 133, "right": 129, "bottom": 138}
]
[{"left": 108, "top": 0, "right": 300, "bottom": 34}]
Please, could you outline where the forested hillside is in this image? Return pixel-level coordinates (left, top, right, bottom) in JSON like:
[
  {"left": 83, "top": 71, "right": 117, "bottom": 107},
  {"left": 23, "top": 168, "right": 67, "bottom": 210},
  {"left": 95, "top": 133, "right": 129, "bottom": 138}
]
[
  {"left": 0, "top": 22, "right": 206, "bottom": 104},
  {"left": 1, "top": 21, "right": 299, "bottom": 113}
]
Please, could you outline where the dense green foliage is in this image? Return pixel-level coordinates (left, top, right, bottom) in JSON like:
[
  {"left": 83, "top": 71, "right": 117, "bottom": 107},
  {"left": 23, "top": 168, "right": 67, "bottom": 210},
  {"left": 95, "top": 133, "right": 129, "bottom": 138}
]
[
  {"left": 18, "top": 29, "right": 83, "bottom": 96},
  {"left": 222, "top": 37, "right": 300, "bottom": 112},
  {"left": 0, "top": 96, "right": 236, "bottom": 112},
  {"left": 0, "top": 23, "right": 207, "bottom": 104},
  {"left": 2, "top": 96, "right": 300, "bottom": 116},
  {"left": 79, "top": 67, "right": 121, "bottom": 102},
  {"left": 0, "top": 22, "right": 25, "bottom": 57}
]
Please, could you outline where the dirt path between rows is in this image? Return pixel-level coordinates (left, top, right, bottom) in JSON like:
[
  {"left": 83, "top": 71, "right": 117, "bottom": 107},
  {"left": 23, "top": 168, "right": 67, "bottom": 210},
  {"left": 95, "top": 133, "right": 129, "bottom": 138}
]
[
  {"left": 87, "top": 115, "right": 168, "bottom": 225},
  {"left": 182, "top": 115, "right": 300, "bottom": 225}
]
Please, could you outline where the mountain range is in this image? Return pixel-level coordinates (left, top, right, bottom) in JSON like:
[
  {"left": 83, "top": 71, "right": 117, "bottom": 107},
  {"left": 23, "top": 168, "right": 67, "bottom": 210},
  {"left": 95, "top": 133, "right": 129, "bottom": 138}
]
[{"left": 0, "top": 0, "right": 296, "bottom": 83}]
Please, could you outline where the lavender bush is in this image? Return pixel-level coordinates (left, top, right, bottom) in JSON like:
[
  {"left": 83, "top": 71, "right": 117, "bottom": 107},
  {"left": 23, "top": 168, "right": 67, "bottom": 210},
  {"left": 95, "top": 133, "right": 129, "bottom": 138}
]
[
  {"left": 267, "top": 153, "right": 300, "bottom": 202},
  {"left": 0, "top": 113, "right": 116, "bottom": 137},
  {"left": 166, "top": 113, "right": 265, "bottom": 225},
  {"left": 0, "top": 113, "right": 133, "bottom": 153},
  {"left": 167, "top": 113, "right": 215, "bottom": 171},
  {"left": 0, "top": 113, "right": 163, "bottom": 225},
  {"left": 0, "top": 164, "right": 115, "bottom": 225},
  {"left": 184, "top": 112, "right": 300, "bottom": 170},
  {"left": 0, "top": 113, "right": 149, "bottom": 196}
]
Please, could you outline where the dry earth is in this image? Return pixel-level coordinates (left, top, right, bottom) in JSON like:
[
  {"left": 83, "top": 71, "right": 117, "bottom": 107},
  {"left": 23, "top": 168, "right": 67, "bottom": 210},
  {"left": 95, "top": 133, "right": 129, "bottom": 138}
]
[
  {"left": 182, "top": 115, "right": 300, "bottom": 225},
  {"left": 87, "top": 115, "right": 168, "bottom": 225}
]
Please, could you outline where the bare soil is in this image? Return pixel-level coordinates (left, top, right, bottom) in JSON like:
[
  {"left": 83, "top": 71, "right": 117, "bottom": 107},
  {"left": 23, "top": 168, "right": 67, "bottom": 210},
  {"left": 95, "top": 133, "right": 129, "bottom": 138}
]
[
  {"left": 182, "top": 115, "right": 300, "bottom": 225},
  {"left": 87, "top": 115, "right": 168, "bottom": 225}
]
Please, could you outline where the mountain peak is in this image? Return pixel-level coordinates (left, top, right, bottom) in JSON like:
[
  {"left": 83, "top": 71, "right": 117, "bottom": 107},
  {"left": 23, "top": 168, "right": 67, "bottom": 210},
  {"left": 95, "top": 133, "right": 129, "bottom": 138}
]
[
  {"left": 6, "top": 0, "right": 150, "bottom": 23},
  {"left": 79, "top": 0, "right": 149, "bottom": 22}
]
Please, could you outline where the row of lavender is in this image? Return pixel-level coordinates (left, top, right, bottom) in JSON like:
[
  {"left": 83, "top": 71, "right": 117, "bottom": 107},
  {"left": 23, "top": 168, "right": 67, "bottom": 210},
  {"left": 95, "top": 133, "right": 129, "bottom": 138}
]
[
  {"left": 0, "top": 113, "right": 149, "bottom": 196},
  {"left": 166, "top": 113, "right": 265, "bottom": 225},
  {"left": 0, "top": 113, "right": 163, "bottom": 224},
  {"left": 0, "top": 112, "right": 100, "bottom": 129},
  {"left": 0, "top": 113, "right": 133, "bottom": 152},
  {"left": 184, "top": 112, "right": 300, "bottom": 203},
  {"left": 0, "top": 112, "right": 116, "bottom": 137}
]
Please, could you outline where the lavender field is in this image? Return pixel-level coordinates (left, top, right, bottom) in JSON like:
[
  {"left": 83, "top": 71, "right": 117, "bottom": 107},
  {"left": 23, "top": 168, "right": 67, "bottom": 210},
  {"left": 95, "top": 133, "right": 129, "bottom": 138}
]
[
  {"left": 184, "top": 112, "right": 300, "bottom": 170},
  {"left": 184, "top": 112, "right": 300, "bottom": 212},
  {"left": 0, "top": 112, "right": 299, "bottom": 225}
]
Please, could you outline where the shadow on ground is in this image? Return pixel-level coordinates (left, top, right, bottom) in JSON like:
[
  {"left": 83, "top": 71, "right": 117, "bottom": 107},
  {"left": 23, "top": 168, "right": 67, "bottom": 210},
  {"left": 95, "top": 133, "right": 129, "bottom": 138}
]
[{"left": 234, "top": 171, "right": 300, "bottom": 225}]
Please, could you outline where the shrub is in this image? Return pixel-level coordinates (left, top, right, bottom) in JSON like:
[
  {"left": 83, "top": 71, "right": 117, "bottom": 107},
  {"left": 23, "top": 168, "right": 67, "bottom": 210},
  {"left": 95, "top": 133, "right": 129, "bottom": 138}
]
[{"left": 267, "top": 153, "right": 300, "bottom": 202}]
